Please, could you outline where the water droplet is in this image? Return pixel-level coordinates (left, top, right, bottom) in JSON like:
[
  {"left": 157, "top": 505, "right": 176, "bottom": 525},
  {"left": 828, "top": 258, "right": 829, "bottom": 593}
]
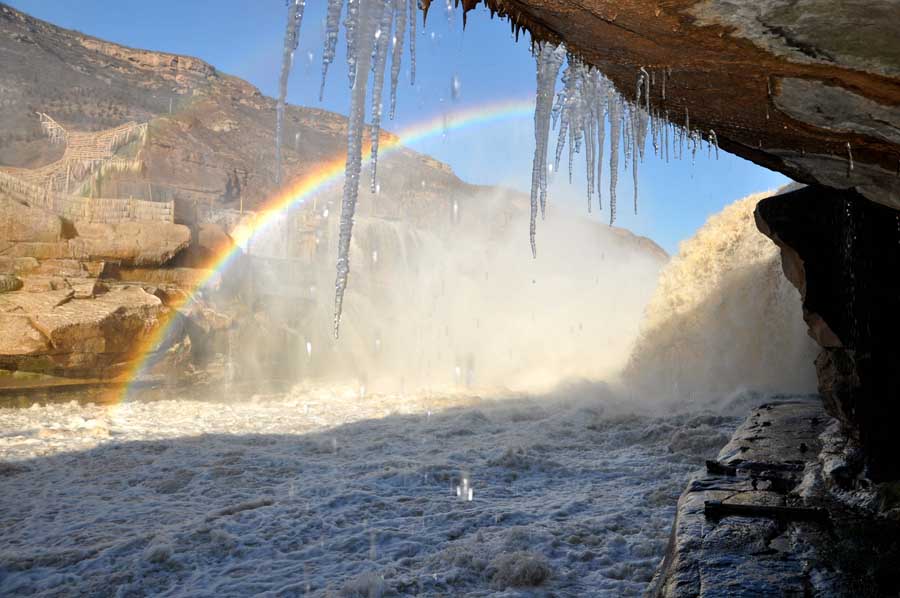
[{"left": 451, "top": 73, "right": 461, "bottom": 101}]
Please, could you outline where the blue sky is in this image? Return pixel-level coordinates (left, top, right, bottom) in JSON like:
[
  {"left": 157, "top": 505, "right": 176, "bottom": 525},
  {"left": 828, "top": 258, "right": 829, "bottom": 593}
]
[{"left": 9, "top": 0, "right": 789, "bottom": 253}]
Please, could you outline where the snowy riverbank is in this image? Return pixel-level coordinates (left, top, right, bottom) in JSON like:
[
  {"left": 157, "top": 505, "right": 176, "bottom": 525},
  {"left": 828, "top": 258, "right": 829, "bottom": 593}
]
[{"left": 0, "top": 384, "right": 760, "bottom": 596}]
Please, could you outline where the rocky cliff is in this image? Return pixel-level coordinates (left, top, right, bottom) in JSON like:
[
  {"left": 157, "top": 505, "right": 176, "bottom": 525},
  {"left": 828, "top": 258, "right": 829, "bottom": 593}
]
[
  {"left": 0, "top": 2, "right": 477, "bottom": 219},
  {"left": 756, "top": 185, "right": 900, "bottom": 482},
  {"left": 444, "top": 0, "right": 900, "bottom": 209}
]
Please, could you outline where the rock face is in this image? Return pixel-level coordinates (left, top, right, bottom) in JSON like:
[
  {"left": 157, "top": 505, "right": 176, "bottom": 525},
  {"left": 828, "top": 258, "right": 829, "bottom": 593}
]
[
  {"left": 649, "top": 401, "right": 829, "bottom": 597},
  {"left": 68, "top": 221, "right": 191, "bottom": 267},
  {"left": 0, "top": 197, "right": 63, "bottom": 242},
  {"left": 1, "top": 197, "right": 191, "bottom": 267},
  {"left": 0, "top": 286, "right": 168, "bottom": 379},
  {"left": 452, "top": 0, "right": 899, "bottom": 208},
  {"left": 650, "top": 400, "right": 900, "bottom": 597},
  {"left": 755, "top": 185, "right": 900, "bottom": 481},
  {"left": 0, "top": 3, "right": 489, "bottom": 221}
]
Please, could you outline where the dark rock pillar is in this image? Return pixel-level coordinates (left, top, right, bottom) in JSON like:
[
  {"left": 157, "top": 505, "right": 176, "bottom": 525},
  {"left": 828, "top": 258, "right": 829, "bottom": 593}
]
[{"left": 755, "top": 185, "right": 900, "bottom": 481}]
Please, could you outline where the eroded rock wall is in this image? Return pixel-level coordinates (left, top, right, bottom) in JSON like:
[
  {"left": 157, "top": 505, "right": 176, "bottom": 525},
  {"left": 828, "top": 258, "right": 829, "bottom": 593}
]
[
  {"left": 755, "top": 185, "right": 900, "bottom": 481},
  {"left": 451, "top": 0, "right": 900, "bottom": 208}
]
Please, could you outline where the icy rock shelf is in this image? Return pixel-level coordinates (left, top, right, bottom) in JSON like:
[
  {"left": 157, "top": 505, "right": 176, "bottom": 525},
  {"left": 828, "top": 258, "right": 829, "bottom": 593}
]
[{"left": 275, "top": 0, "right": 719, "bottom": 335}]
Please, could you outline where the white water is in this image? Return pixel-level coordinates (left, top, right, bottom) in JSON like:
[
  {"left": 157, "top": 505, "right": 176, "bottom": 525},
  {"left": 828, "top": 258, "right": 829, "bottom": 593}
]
[
  {"left": 0, "top": 385, "right": 759, "bottom": 597},
  {"left": 0, "top": 187, "right": 818, "bottom": 596},
  {"left": 625, "top": 189, "right": 818, "bottom": 398}
]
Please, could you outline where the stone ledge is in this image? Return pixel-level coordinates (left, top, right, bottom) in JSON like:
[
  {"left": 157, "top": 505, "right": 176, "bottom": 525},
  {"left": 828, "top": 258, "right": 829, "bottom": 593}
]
[{"left": 648, "top": 400, "right": 832, "bottom": 597}]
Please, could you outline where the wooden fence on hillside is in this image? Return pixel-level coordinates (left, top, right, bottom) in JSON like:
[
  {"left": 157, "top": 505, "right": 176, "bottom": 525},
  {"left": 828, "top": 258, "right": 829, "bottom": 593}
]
[{"left": 0, "top": 171, "right": 174, "bottom": 224}]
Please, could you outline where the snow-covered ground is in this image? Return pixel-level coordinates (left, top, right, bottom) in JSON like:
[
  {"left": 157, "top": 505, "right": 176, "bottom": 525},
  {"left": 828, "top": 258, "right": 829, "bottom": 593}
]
[{"left": 0, "top": 384, "right": 754, "bottom": 597}]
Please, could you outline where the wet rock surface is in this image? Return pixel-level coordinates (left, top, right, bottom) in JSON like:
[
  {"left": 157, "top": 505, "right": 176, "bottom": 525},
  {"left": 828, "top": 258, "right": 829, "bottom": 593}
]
[
  {"left": 649, "top": 399, "right": 900, "bottom": 597},
  {"left": 755, "top": 185, "right": 900, "bottom": 481}
]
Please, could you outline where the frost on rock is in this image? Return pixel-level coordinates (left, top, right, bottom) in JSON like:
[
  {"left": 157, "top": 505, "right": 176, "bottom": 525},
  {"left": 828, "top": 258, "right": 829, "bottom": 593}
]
[{"left": 275, "top": 0, "right": 307, "bottom": 186}]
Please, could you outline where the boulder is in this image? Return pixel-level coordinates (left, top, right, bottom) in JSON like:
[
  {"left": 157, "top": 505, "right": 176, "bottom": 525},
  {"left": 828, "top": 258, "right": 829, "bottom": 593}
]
[
  {"left": 648, "top": 401, "right": 875, "bottom": 597},
  {"left": 70, "top": 221, "right": 191, "bottom": 266},
  {"left": 0, "top": 285, "right": 171, "bottom": 379},
  {"left": 0, "top": 197, "right": 63, "bottom": 243},
  {"left": 0, "top": 257, "right": 39, "bottom": 275},
  {"left": 0, "top": 274, "right": 23, "bottom": 294},
  {"left": 173, "top": 222, "right": 236, "bottom": 268}
]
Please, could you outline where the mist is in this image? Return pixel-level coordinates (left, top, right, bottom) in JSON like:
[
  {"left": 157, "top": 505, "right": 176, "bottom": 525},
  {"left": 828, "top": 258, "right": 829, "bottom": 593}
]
[{"left": 240, "top": 187, "right": 667, "bottom": 396}]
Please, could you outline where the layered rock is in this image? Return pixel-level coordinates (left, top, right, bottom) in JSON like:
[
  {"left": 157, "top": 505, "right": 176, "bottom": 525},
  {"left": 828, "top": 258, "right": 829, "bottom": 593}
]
[
  {"left": 0, "top": 286, "right": 169, "bottom": 379},
  {"left": 0, "top": 193, "right": 215, "bottom": 385},
  {"left": 755, "top": 185, "right": 900, "bottom": 481},
  {"left": 451, "top": 0, "right": 900, "bottom": 208},
  {"left": 650, "top": 400, "right": 900, "bottom": 597}
]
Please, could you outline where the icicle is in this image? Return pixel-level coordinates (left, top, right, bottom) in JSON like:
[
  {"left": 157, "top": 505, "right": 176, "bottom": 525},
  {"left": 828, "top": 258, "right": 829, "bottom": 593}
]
[
  {"left": 369, "top": 0, "right": 394, "bottom": 192},
  {"left": 319, "top": 0, "right": 344, "bottom": 101},
  {"left": 623, "top": 103, "right": 631, "bottom": 171},
  {"left": 664, "top": 115, "right": 669, "bottom": 163},
  {"left": 345, "top": 0, "right": 361, "bottom": 89},
  {"left": 596, "top": 79, "right": 606, "bottom": 212},
  {"left": 608, "top": 90, "right": 621, "bottom": 225},
  {"left": 846, "top": 142, "right": 854, "bottom": 175},
  {"left": 275, "top": 0, "right": 307, "bottom": 186},
  {"left": 708, "top": 129, "right": 718, "bottom": 159},
  {"left": 388, "top": 0, "right": 406, "bottom": 119},
  {"left": 640, "top": 67, "right": 651, "bottom": 114},
  {"left": 529, "top": 42, "right": 565, "bottom": 257},
  {"left": 334, "top": 0, "right": 379, "bottom": 338},
  {"left": 568, "top": 118, "right": 577, "bottom": 184},
  {"left": 632, "top": 141, "right": 639, "bottom": 215},
  {"left": 583, "top": 74, "right": 596, "bottom": 213},
  {"left": 408, "top": 0, "right": 417, "bottom": 85},
  {"left": 553, "top": 112, "right": 569, "bottom": 174},
  {"left": 690, "top": 130, "right": 700, "bottom": 165}
]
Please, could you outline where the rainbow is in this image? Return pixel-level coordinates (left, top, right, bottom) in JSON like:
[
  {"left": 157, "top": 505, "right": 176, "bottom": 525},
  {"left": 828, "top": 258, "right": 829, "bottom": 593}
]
[{"left": 115, "top": 97, "right": 536, "bottom": 404}]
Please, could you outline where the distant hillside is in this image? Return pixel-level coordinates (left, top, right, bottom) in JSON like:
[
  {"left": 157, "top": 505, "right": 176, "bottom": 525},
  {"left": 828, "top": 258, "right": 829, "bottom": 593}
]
[
  {"left": 0, "top": 2, "right": 666, "bottom": 256},
  {"left": 0, "top": 2, "right": 482, "bottom": 222}
]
